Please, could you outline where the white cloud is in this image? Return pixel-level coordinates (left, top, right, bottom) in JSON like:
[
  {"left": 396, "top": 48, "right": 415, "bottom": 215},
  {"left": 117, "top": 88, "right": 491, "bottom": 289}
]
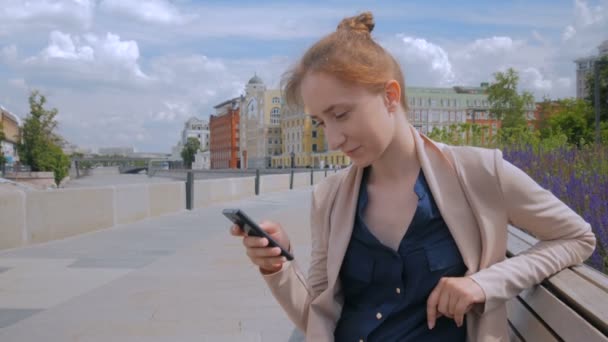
[
  {"left": 385, "top": 36, "right": 455, "bottom": 86},
  {"left": 1, "top": 44, "right": 18, "bottom": 62},
  {"left": 99, "top": 0, "right": 187, "bottom": 25},
  {"left": 463, "top": 37, "right": 516, "bottom": 57},
  {"left": 521, "top": 67, "right": 553, "bottom": 92},
  {"left": 42, "top": 31, "right": 94, "bottom": 61},
  {"left": 560, "top": 0, "right": 608, "bottom": 54},
  {"left": 26, "top": 30, "right": 148, "bottom": 81},
  {"left": 0, "top": 0, "right": 95, "bottom": 35},
  {"left": 8, "top": 78, "right": 28, "bottom": 90},
  {"left": 562, "top": 25, "right": 576, "bottom": 41}
]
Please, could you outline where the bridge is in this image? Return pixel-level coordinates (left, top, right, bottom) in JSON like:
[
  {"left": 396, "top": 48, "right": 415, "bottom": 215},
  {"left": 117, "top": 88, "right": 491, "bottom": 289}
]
[
  {"left": 0, "top": 172, "right": 606, "bottom": 341},
  {"left": 71, "top": 157, "right": 173, "bottom": 177}
]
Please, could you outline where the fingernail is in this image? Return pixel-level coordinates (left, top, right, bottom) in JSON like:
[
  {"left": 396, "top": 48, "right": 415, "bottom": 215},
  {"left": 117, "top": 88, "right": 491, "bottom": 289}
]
[{"left": 281, "top": 257, "right": 287, "bottom": 262}]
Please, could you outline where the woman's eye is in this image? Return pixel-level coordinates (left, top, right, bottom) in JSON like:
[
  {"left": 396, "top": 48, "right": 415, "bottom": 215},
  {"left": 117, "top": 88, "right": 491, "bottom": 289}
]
[{"left": 336, "top": 112, "right": 348, "bottom": 120}]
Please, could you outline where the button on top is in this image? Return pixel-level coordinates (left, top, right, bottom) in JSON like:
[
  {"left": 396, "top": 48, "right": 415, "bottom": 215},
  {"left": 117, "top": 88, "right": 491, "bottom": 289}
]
[
  {"left": 396, "top": 287, "right": 401, "bottom": 294},
  {"left": 376, "top": 312, "right": 383, "bottom": 320}
]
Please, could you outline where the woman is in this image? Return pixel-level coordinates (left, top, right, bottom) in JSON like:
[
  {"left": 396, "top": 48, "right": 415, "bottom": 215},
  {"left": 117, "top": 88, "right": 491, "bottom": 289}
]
[{"left": 230, "top": 12, "right": 596, "bottom": 342}]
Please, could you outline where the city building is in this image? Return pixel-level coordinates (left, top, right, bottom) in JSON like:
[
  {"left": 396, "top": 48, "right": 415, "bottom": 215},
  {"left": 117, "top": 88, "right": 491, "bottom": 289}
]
[
  {"left": 171, "top": 117, "right": 210, "bottom": 163},
  {"left": 239, "top": 74, "right": 282, "bottom": 169},
  {"left": 0, "top": 105, "right": 21, "bottom": 165},
  {"left": 182, "top": 117, "right": 210, "bottom": 150},
  {"left": 98, "top": 147, "right": 135, "bottom": 156},
  {"left": 193, "top": 150, "right": 211, "bottom": 170},
  {"left": 407, "top": 84, "right": 535, "bottom": 144},
  {"left": 210, "top": 97, "right": 241, "bottom": 169},
  {"left": 272, "top": 105, "right": 350, "bottom": 169},
  {"left": 575, "top": 40, "right": 608, "bottom": 99}
]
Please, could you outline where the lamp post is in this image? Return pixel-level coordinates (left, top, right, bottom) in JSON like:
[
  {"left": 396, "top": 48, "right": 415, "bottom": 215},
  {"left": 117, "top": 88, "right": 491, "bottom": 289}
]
[{"left": 594, "top": 60, "right": 607, "bottom": 145}]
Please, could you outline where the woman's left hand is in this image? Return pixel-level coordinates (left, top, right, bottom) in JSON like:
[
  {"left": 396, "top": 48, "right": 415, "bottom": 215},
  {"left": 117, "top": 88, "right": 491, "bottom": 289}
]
[{"left": 426, "top": 276, "right": 486, "bottom": 329}]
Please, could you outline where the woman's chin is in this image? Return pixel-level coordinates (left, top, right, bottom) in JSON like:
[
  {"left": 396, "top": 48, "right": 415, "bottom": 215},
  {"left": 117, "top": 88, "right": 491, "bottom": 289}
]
[{"left": 349, "top": 156, "right": 372, "bottom": 168}]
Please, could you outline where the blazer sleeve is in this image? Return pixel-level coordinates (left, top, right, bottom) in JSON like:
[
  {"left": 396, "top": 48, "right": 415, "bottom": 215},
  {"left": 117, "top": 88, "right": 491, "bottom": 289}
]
[
  {"left": 469, "top": 149, "right": 597, "bottom": 314},
  {"left": 261, "top": 183, "right": 330, "bottom": 331}
]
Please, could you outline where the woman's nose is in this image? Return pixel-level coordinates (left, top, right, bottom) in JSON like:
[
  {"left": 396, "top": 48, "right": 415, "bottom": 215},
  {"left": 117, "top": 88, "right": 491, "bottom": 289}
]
[{"left": 325, "top": 124, "right": 346, "bottom": 151}]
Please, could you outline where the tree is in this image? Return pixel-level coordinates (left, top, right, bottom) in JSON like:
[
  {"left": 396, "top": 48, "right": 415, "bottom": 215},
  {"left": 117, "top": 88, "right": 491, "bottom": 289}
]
[
  {"left": 543, "top": 99, "right": 593, "bottom": 147},
  {"left": 487, "top": 68, "right": 535, "bottom": 131},
  {"left": 584, "top": 56, "right": 608, "bottom": 126},
  {"left": 18, "top": 90, "right": 70, "bottom": 186},
  {"left": 181, "top": 137, "right": 201, "bottom": 169}
]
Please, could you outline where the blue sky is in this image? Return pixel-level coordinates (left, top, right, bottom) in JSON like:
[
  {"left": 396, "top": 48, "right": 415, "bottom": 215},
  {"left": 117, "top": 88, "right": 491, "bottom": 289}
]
[{"left": 0, "top": 0, "right": 606, "bottom": 152}]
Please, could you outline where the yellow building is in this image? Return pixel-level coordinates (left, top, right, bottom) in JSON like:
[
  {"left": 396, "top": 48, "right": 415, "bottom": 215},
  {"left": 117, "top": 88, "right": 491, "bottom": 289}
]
[
  {"left": 239, "top": 75, "right": 282, "bottom": 169},
  {"left": 271, "top": 106, "right": 350, "bottom": 169},
  {"left": 0, "top": 105, "right": 21, "bottom": 164}
]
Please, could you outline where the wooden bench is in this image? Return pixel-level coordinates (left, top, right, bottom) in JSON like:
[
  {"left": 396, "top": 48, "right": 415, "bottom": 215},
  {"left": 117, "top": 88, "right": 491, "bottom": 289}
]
[{"left": 506, "top": 226, "right": 608, "bottom": 341}]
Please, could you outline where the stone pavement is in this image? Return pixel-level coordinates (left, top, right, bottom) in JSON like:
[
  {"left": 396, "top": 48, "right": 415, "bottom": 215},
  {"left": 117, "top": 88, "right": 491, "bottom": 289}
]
[{"left": 0, "top": 188, "right": 313, "bottom": 341}]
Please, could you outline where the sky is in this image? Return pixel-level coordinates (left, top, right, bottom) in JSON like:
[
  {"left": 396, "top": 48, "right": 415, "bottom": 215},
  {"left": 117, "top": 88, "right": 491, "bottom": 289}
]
[{"left": 0, "top": 0, "right": 607, "bottom": 153}]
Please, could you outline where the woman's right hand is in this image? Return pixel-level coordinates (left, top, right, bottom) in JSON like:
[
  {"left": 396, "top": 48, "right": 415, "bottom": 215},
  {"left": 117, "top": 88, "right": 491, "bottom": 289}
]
[{"left": 230, "top": 220, "right": 291, "bottom": 274}]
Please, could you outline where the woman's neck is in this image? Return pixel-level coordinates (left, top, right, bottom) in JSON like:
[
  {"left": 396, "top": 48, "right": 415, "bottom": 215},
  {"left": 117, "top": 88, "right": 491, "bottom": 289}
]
[{"left": 368, "top": 114, "right": 420, "bottom": 185}]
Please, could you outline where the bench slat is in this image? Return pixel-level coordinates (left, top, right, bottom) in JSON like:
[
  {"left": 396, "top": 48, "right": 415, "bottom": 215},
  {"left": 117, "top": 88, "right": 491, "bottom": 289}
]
[
  {"left": 507, "top": 298, "right": 559, "bottom": 342},
  {"left": 508, "top": 322, "right": 524, "bottom": 342},
  {"left": 517, "top": 286, "right": 607, "bottom": 341},
  {"left": 546, "top": 269, "right": 608, "bottom": 336},
  {"left": 572, "top": 265, "right": 608, "bottom": 294}
]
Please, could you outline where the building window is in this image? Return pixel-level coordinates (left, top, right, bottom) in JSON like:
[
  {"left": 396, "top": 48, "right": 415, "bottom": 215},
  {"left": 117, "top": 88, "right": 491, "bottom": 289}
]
[
  {"left": 272, "top": 97, "right": 280, "bottom": 104},
  {"left": 433, "top": 112, "right": 440, "bottom": 122},
  {"left": 268, "top": 138, "right": 273, "bottom": 144},
  {"left": 312, "top": 131, "right": 317, "bottom": 138},
  {"left": 312, "top": 144, "right": 317, "bottom": 152}
]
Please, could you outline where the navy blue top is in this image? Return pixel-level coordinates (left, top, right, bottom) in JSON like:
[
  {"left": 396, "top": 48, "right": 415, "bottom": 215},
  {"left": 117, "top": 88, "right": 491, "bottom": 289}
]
[{"left": 334, "top": 167, "right": 468, "bottom": 342}]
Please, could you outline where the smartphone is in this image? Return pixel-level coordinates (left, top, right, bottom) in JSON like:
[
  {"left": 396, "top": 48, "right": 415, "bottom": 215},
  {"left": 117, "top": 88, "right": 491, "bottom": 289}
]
[{"left": 223, "top": 208, "right": 294, "bottom": 261}]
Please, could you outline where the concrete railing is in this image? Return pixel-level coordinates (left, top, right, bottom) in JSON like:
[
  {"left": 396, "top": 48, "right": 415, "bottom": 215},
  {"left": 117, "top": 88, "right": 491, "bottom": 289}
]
[
  {"left": 1, "top": 169, "right": 341, "bottom": 250},
  {"left": 0, "top": 181, "right": 186, "bottom": 250}
]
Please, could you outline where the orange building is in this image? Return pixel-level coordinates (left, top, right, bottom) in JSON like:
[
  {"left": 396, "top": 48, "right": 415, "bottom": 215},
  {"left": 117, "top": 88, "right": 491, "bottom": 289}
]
[{"left": 210, "top": 97, "right": 241, "bottom": 169}]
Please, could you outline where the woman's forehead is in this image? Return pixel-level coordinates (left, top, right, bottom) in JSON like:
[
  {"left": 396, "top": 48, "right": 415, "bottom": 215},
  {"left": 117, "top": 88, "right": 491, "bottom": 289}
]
[{"left": 301, "top": 74, "right": 365, "bottom": 114}]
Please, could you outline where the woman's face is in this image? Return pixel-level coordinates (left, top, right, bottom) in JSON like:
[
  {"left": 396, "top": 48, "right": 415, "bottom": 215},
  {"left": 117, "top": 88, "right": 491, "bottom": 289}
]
[{"left": 301, "top": 72, "right": 396, "bottom": 168}]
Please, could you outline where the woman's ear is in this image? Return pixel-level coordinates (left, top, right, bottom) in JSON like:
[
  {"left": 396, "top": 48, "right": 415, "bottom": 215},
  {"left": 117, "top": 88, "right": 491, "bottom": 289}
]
[{"left": 384, "top": 80, "right": 401, "bottom": 114}]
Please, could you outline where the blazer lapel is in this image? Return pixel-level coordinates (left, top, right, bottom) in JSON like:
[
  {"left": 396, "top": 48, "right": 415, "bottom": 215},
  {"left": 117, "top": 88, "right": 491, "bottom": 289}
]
[
  {"left": 326, "top": 166, "right": 362, "bottom": 289},
  {"left": 411, "top": 126, "right": 482, "bottom": 275}
]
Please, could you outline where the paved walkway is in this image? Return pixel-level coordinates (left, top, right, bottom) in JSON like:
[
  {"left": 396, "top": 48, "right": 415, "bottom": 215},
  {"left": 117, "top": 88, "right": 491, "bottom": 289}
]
[{"left": 0, "top": 188, "right": 312, "bottom": 341}]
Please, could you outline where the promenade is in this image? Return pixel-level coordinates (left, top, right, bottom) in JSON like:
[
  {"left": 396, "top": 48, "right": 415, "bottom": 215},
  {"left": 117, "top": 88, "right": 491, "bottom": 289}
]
[{"left": 0, "top": 187, "right": 311, "bottom": 341}]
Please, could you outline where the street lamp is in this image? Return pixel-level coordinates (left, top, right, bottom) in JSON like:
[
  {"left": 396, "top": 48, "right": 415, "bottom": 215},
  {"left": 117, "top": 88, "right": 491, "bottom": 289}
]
[{"left": 594, "top": 60, "right": 607, "bottom": 145}]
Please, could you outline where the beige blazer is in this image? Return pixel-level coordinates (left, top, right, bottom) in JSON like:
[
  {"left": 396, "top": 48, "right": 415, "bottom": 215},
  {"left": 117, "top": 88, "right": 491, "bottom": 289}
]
[{"left": 263, "top": 125, "right": 597, "bottom": 342}]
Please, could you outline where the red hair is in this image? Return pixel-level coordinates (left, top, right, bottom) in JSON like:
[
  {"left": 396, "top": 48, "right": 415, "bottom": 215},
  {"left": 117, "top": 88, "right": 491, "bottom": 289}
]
[{"left": 282, "top": 12, "right": 408, "bottom": 111}]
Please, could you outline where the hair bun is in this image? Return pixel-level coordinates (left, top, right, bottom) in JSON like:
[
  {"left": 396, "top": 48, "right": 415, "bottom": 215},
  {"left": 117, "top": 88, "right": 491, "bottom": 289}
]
[{"left": 337, "top": 12, "right": 375, "bottom": 34}]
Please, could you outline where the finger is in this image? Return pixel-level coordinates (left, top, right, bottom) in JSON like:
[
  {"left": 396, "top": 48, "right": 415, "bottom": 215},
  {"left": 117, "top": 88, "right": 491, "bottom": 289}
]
[
  {"left": 454, "top": 296, "right": 470, "bottom": 327},
  {"left": 427, "top": 283, "right": 442, "bottom": 330},
  {"left": 230, "top": 225, "right": 245, "bottom": 236},
  {"left": 259, "top": 256, "right": 287, "bottom": 269},
  {"left": 246, "top": 247, "right": 282, "bottom": 259},
  {"left": 259, "top": 221, "right": 280, "bottom": 234},
  {"left": 438, "top": 285, "right": 450, "bottom": 318},
  {"left": 243, "top": 236, "right": 269, "bottom": 248},
  {"left": 448, "top": 286, "right": 458, "bottom": 317}
]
